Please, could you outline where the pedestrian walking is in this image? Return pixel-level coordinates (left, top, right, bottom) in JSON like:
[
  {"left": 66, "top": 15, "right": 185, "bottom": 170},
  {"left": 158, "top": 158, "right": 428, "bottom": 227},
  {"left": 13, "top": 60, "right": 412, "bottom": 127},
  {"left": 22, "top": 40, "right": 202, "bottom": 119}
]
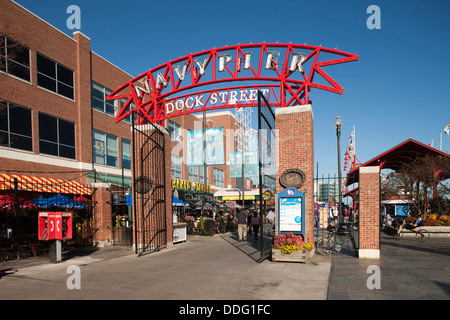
[
  {"left": 235, "top": 209, "right": 248, "bottom": 241},
  {"left": 247, "top": 210, "right": 252, "bottom": 234},
  {"left": 251, "top": 211, "right": 260, "bottom": 242}
]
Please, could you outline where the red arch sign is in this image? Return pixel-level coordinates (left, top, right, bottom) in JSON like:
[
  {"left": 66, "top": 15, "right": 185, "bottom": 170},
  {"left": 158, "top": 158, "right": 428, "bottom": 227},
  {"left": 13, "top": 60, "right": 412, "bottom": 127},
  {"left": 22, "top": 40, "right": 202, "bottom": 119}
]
[{"left": 108, "top": 43, "right": 358, "bottom": 124}]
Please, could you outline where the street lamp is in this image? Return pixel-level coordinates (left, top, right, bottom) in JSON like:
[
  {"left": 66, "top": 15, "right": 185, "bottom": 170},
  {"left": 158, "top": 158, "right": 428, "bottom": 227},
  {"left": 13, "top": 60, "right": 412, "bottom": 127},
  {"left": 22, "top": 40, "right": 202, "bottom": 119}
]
[{"left": 335, "top": 115, "right": 343, "bottom": 224}]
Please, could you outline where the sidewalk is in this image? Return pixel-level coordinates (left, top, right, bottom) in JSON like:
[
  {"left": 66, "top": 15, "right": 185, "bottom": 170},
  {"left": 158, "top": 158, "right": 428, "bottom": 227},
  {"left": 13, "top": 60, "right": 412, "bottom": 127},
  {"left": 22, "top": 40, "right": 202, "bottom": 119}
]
[
  {"left": 328, "top": 232, "right": 450, "bottom": 299},
  {"left": 0, "top": 233, "right": 331, "bottom": 300},
  {"left": 1, "top": 232, "right": 448, "bottom": 300}
]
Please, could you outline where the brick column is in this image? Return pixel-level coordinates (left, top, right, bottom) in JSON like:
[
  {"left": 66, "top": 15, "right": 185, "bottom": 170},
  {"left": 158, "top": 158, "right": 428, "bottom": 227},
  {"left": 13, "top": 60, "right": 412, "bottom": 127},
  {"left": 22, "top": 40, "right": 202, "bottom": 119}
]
[
  {"left": 358, "top": 166, "right": 380, "bottom": 259},
  {"left": 91, "top": 183, "right": 113, "bottom": 247},
  {"left": 275, "top": 105, "right": 314, "bottom": 243}
]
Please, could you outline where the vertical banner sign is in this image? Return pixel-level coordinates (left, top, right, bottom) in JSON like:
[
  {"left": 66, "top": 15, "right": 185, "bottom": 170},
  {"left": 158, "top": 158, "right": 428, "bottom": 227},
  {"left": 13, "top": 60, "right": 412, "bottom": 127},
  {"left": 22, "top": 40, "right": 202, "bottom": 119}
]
[
  {"left": 186, "top": 129, "right": 204, "bottom": 166},
  {"left": 205, "top": 127, "right": 224, "bottom": 165},
  {"left": 229, "top": 151, "right": 259, "bottom": 178},
  {"left": 229, "top": 152, "right": 242, "bottom": 178},
  {"left": 187, "top": 127, "right": 224, "bottom": 166},
  {"left": 244, "top": 151, "right": 258, "bottom": 177}
]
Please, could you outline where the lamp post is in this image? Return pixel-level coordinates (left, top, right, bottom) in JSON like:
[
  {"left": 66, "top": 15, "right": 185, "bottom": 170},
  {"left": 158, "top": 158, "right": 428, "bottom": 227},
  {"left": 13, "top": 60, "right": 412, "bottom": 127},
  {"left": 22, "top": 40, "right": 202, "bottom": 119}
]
[{"left": 335, "top": 115, "right": 343, "bottom": 224}]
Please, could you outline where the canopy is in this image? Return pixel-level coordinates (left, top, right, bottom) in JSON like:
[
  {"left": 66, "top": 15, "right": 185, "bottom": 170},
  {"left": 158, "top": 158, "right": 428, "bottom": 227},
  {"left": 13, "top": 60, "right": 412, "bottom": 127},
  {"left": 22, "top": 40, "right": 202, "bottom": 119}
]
[
  {"left": 0, "top": 193, "right": 36, "bottom": 209},
  {"left": 31, "top": 194, "right": 84, "bottom": 209},
  {"left": 0, "top": 173, "right": 93, "bottom": 195},
  {"left": 172, "top": 195, "right": 185, "bottom": 207},
  {"left": 346, "top": 138, "right": 450, "bottom": 186}
]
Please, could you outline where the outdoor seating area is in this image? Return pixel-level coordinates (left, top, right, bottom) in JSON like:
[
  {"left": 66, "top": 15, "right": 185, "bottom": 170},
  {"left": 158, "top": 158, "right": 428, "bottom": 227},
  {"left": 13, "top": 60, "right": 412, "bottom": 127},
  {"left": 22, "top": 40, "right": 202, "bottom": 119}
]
[{"left": 0, "top": 175, "right": 95, "bottom": 262}]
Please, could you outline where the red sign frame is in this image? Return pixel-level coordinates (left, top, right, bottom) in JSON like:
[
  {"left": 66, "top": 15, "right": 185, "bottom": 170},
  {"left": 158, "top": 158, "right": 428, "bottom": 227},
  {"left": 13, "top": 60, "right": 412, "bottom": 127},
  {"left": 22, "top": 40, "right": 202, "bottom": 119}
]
[{"left": 107, "top": 43, "right": 358, "bottom": 124}]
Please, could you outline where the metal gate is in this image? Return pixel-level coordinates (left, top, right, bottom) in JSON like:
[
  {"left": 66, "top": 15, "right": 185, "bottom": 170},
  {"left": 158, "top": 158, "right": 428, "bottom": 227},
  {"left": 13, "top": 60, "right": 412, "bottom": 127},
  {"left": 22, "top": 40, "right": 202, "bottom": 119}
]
[
  {"left": 132, "top": 112, "right": 167, "bottom": 256},
  {"left": 257, "top": 90, "right": 277, "bottom": 261},
  {"left": 314, "top": 174, "right": 359, "bottom": 256}
]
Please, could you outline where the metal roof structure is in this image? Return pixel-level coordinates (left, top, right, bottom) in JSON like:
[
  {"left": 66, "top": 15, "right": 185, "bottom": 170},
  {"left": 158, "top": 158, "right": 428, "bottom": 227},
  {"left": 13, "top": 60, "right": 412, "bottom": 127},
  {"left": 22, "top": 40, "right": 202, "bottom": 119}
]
[{"left": 345, "top": 138, "right": 450, "bottom": 187}]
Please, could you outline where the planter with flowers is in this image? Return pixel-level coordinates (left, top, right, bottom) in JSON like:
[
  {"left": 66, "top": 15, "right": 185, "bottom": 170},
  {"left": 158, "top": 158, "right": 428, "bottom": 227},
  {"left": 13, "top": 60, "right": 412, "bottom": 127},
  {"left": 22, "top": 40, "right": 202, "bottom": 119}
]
[{"left": 271, "top": 232, "right": 315, "bottom": 263}]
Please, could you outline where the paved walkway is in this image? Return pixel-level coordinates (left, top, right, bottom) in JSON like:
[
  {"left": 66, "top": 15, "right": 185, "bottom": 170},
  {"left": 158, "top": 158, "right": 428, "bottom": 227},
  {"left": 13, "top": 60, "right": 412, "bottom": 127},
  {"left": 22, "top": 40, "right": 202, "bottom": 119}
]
[
  {"left": 0, "top": 233, "right": 331, "bottom": 300},
  {"left": 328, "top": 232, "right": 450, "bottom": 299},
  {"left": 0, "top": 232, "right": 448, "bottom": 301}
]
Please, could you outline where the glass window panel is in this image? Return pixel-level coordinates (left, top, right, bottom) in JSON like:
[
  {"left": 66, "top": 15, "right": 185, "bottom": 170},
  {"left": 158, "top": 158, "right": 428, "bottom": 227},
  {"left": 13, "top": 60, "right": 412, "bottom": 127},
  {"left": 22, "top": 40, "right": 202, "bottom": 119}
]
[
  {"left": 58, "top": 119, "right": 75, "bottom": 147},
  {"left": 105, "top": 101, "right": 115, "bottom": 115},
  {"left": 92, "top": 83, "right": 104, "bottom": 100},
  {"left": 106, "top": 135, "right": 117, "bottom": 157},
  {"left": 57, "top": 64, "right": 73, "bottom": 86},
  {"left": 37, "top": 73, "right": 56, "bottom": 92},
  {"left": 59, "top": 145, "right": 75, "bottom": 159},
  {"left": 0, "top": 101, "right": 8, "bottom": 131},
  {"left": 8, "top": 60, "right": 30, "bottom": 81},
  {"left": 36, "top": 53, "right": 55, "bottom": 78},
  {"left": 106, "top": 155, "right": 117, "bottom": 167},
  {"left": 121, "top": 139, "right": 131, "bottom": 170},
  {"left": 39, "top": 113, "right": 57, "bottom": 142},
  {"left": 39, "top": 140, "right": 58, "bottom": 156},
  {"left": 9, "top": 105, "right": 31, "bottom": 136},
  {"left": 93, "top": 153, "right": 105, "bottom": 165},
  {"left": 0, "top": 55, "right": 6, "bottom": 72},
  {"left": 11, "top": 44, "right": 29, "bottom": 66},
  {"left": 57, "top": 82, "right": 74, "bottom": 99},
  {"left": 0, "top": 131, "right": 8, "bottom": 147},
  {"left": 91, "top": 97, "right": 104, "bottom": 111},
  {"left": 9, "top": 134, "right": 32, "bottom": 151}
]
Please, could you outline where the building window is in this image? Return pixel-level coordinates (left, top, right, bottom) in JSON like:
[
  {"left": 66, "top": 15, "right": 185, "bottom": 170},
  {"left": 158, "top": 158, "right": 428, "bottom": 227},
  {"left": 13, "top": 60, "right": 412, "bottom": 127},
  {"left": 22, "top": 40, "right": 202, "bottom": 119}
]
[
  {"left": 38, "top": 113, "right": 75, "bottom": 159},
  {"left": 171, "top": 154, "right": 182, "bottom": 179},
  {"left": 188, "top": 166, "right": 198, "bottom": 182},
  {"left": 93, "top": 130, "right": 118, "bottom": 167},
  {"left": 0, "top": 35, "right": 30, "bottom": 81},
  {"left": 0, "top": 101, "right": 32, "bottom": 151},
  {"left": 121, "top": 139, "right": 131, "bottom": 170},
  {"left": 213, "top": 168, "right": 224, "bottom": 187},
  {"left": 36, "top": 53, "right": 74, "bottom": 99},
  {"left": 120, "top": 98, "right": 136, "bottom": 123},
  {"left": 168, "top": 120, "right": 181, "bottom": 142},
  {"left": 92, "top": 82, "right": 115, "bottom": 116}
]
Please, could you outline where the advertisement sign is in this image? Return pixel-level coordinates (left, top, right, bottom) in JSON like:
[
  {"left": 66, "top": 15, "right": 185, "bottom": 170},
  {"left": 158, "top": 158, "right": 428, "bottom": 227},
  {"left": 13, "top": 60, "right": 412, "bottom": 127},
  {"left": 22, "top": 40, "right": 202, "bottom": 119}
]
[
  {"left": 186, "top": 129, "right": 204, "bottom": 166},
  {"left": 229, "top": 151, "right": 242, "bottom": 178},
  {"left": 278, "top": 188, "right": 305, "bottom": 235},
  {"left": 205, "top": 127, "right": 224, "bottom": 165},
  {"left": 229, "top": 151, "right": 259, "bottom": 178},
  {"left": 187, "top": 127, "right": 224, "bottom": 166}
]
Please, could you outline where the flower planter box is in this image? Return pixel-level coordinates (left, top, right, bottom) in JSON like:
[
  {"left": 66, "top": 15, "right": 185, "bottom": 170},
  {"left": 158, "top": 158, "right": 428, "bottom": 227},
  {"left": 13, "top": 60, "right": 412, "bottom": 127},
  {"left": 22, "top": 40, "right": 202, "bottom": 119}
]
[{"left": 271, "top": 248, "right": 315, "bottom": 263}]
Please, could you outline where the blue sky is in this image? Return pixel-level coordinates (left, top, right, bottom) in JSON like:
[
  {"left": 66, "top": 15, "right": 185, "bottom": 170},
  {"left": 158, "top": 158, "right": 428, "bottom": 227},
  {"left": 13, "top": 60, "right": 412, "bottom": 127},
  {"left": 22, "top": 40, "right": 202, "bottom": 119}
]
[{"left": 14, "top": 0, "right": 450, "bottom": 177}]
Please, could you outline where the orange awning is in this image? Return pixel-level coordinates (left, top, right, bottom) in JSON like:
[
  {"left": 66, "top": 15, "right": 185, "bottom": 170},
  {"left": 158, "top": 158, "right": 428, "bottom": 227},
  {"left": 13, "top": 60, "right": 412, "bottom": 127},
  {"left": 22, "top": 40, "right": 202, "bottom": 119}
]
[{"left": 0, "top": 173, "right": 93, "bottom": 195}]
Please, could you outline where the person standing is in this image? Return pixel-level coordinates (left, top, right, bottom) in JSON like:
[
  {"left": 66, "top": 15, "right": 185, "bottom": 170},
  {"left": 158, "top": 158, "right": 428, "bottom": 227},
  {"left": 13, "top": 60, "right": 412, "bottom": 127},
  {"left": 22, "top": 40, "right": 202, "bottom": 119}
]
[
  {"left": 236, "top": 209, "right": 248, "bottom": 241},
  {"left": 251, "top": 211, "right": 260, "bottom": 242},
  {"left": 267, "top": 209, "right": 275, "bottom": 232}
]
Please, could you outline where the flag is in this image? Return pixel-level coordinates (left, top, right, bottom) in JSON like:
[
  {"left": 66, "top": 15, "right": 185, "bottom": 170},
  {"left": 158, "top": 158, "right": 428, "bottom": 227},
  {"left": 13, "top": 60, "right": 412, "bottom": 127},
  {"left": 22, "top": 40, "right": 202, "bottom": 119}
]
[{"left": 445, "top": 124, "right": 450, "bottom": 135}]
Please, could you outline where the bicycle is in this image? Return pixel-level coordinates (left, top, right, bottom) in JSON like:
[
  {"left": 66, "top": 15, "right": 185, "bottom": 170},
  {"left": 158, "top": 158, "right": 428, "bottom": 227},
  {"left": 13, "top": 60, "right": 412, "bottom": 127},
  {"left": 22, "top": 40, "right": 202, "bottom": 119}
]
[
  {"left": 392, "top": 226, "right": 430, "bottom": 241},
  {"left": 316, "top": 223, "right": 358, "bottom": 256}
]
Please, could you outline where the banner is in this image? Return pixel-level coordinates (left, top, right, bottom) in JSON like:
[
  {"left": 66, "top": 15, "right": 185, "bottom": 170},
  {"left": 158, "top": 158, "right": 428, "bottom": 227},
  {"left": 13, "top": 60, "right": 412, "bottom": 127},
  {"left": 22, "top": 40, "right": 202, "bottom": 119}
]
[
  {"left": 187, "top": 127, "right": 224, "bottom": 166},
  {"left": 186, "top": 129, "right": 204, "bottom": 166},
  {"left": 229, "top": 151, "right": 259, "bottom": 178},
  {"left": 205, "top": 127, "right": 225, "bottom": 165},
  {"left": 244, "top": 151, "right": 258, "bottom": 177},
  {"left": 229, "top": 152, "right": 242, "bottom": 178}
]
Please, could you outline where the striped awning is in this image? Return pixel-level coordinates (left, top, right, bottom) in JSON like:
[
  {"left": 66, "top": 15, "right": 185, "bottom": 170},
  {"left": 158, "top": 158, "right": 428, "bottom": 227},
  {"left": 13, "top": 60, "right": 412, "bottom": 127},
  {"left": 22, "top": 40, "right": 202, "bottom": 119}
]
[{"left": 0, "top": 173, "right": 93, "bottom": 195}]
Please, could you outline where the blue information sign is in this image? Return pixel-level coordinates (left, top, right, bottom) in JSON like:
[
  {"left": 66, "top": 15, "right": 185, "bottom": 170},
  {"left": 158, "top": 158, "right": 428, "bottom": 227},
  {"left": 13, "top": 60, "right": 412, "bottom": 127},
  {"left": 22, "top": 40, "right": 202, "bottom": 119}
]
[{"left": 277, "top": 187, "right": 305, "bottom": 235}]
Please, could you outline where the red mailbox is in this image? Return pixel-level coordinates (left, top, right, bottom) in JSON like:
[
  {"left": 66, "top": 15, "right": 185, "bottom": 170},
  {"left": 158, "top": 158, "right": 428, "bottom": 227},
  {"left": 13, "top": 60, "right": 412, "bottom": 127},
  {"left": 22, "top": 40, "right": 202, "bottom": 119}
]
[{"left": 38, "top": 212, "right": 72, "bottom": 241}]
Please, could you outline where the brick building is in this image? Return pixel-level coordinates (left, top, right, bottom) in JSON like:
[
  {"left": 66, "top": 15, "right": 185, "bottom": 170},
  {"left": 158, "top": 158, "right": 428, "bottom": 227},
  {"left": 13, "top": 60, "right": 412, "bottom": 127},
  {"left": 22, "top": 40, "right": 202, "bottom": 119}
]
[{"left": 0, "top": 0, "right": 240, "bottom": 248}]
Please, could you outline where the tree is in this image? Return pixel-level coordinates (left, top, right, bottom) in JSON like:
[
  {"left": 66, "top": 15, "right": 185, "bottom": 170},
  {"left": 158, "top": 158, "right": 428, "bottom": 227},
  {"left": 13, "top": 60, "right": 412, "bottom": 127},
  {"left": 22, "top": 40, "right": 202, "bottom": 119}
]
[{"left": 387, "top": 155, "right": 450, "bottom": 217}]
